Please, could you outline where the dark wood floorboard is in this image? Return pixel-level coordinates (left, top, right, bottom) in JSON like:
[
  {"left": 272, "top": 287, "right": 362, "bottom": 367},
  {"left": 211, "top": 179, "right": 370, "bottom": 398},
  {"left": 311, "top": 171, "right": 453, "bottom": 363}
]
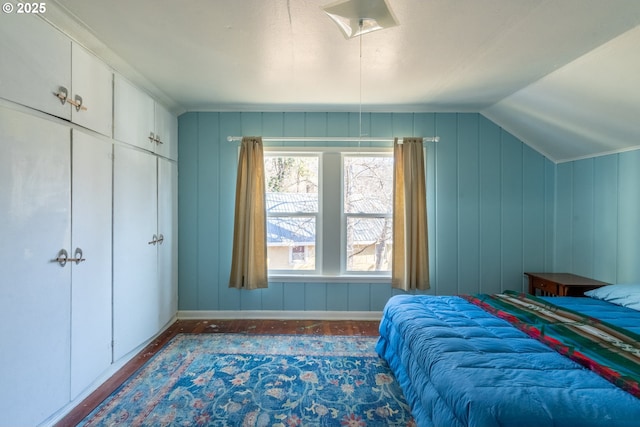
[{"left": 55, "top": 319, "right": 380, "bottom": 427}]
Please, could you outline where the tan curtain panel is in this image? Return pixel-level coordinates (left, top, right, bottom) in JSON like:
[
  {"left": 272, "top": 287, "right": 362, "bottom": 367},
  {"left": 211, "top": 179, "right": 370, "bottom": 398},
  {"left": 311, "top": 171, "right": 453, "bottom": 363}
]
[
  {"left": 229, "top": 137, "right": 268, "bottom": 290},
  {"left": 392, "top": 137, "right": 430, "bottom": 291}
]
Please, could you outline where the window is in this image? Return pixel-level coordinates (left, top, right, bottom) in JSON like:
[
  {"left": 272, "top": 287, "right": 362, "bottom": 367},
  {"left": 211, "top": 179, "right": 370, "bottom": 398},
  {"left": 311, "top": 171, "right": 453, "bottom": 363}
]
[
  {"left": 264, "top": 154, "right": 319, "bottom": 272},
  {"left": 343, "top": 155, "right": 393, "bottom": 272},
  {"left": 264, "top": 148, "right": 393, "bottom": 279}
]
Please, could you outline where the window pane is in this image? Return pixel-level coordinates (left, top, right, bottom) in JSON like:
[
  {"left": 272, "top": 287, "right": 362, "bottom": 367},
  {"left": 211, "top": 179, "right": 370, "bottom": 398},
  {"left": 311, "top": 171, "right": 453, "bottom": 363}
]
[
  {"left": 344, "top": 156, "right": 393, "bottom": 214},
  {"left": 265, "top": 156, "right": 318, "bottom": 213},
  {"left": 346, "top": 216, "right": 392, "bottom": 272},
  {"left": 267, "top": 216, "right": 316, "bottom": 270},
  {"left": 266, "top": 193, "right": 317, "bottom": 214}
]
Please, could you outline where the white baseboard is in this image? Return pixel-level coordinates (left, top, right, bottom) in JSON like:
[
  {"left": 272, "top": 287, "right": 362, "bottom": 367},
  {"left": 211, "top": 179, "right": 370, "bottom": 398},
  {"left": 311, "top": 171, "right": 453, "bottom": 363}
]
[{"left": 177, "top": 310, "right": 383, "bottom": 321}]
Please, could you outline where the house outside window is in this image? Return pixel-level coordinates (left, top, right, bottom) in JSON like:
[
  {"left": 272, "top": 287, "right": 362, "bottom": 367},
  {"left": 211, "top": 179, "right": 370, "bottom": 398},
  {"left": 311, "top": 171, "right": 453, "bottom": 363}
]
[
  {"left": 290, "top": 245, "right": 307, "bottom": 263},
  {"left": 264, "top": 148, "right": 393, "bottom": 279}
]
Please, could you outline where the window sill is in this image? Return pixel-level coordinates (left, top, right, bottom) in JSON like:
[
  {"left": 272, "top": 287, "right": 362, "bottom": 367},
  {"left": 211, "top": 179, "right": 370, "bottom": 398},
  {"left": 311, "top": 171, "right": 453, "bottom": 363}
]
[{"left": 268, "top": 274, "right": 391, "bottom": 284}]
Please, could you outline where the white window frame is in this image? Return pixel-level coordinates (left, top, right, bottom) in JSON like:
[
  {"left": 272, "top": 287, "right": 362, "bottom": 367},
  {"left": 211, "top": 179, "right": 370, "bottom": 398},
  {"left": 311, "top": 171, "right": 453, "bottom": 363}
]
[
  {"left": 264, "top": 151, "right": 322, "bottom": 276},
  {"left": 342, "top": 152, "right": 393, "bottom": 275},
  {"left": 264, "top": 146, "right": 392, "bottom": 283}
]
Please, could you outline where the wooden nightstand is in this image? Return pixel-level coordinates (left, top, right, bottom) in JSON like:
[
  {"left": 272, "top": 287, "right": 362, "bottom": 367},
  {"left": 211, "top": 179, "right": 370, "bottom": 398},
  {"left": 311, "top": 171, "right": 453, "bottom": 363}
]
[{"left": 524, "top": 272, "right": 609, "bottom": 297}]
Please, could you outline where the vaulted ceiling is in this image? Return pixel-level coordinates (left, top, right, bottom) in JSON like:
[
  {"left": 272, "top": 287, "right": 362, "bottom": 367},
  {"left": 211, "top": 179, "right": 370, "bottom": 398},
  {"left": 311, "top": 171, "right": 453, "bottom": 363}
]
[{"left": 49, "top": 0, "right": 640, "bottom": 162}]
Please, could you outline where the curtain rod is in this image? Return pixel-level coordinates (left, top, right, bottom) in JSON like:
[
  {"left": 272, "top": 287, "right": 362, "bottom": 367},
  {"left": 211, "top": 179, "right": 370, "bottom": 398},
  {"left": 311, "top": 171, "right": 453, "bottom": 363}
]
[{"left": 227, "top": 136, "right": 440, "bottom": 143}]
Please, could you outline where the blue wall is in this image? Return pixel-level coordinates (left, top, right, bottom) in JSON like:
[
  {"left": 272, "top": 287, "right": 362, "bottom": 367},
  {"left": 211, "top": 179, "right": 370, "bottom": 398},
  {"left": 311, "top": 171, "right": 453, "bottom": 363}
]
[
  {"left": 178, "top": 112, "right": 555, "bottom": 311},
  {"left": 555, "top": 150, "right": 640, "bottom": 284}
]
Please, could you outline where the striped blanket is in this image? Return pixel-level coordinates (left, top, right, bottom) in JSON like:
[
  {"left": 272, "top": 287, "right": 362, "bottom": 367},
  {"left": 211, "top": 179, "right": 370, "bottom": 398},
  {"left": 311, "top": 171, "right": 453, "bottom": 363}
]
[{"left": 462, "top": 291, "right": 640, "bottom": 398}]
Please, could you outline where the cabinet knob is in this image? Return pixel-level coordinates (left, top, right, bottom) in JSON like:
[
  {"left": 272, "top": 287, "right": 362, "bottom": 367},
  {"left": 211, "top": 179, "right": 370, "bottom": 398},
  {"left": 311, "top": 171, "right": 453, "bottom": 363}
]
[
  {"left": 157, "top": 234, "right": 164, "bottom": 245},
  {"left": 148, "top": 132, "right": 156, "bottom": 143},
  {"left": 148, "top": 234, "right": 158, "bottom": 245}
]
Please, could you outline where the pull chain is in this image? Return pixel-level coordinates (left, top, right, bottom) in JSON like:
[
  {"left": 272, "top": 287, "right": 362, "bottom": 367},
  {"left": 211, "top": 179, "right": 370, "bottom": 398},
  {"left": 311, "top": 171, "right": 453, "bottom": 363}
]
[{"left": 358, "top": 19, "right": 363, "bottom": 150}]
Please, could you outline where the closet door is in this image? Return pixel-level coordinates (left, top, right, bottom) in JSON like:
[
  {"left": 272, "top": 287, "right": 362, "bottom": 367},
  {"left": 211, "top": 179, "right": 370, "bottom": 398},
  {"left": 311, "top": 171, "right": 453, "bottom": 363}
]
[
  {"left": 0, "top": 107, "right": 71, "bottom": 426},
  {"left": 154, "top": 103, "right": 178, "bottom": 160},
  {"left": 113, "top": 144, "right": 158, "bottom": 360},
  {"left": 113, "top": 74, "right": 155, "bottom": 150},
  {"left": 0, "top": 14, "right": 71, "bottom": 119},
  {"left": 71, "top": 44, "right": 113, "bottom": 137},
  {"left": 158, "top": 158, "right": 178, "bottom": 328},
  {"left": 70, "top": 131, "right": 113, "bottom": 398}
]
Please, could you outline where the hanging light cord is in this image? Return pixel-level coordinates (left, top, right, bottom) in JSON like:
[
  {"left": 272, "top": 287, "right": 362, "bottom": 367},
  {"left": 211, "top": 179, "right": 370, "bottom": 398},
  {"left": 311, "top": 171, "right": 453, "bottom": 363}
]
[{"left": 358, "top": 19, "right": 363, "bottom": 148}]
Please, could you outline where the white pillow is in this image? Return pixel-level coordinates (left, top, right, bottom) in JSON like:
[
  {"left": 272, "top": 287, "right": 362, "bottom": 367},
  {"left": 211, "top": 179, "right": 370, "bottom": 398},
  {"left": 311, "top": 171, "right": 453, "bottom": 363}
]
[{"left": 585, "top": 284, "right": 640, "bottom": 311}]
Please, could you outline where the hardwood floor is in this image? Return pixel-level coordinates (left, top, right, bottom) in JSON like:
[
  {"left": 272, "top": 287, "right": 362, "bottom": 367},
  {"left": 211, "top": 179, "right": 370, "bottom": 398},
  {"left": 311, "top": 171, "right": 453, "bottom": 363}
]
[{"left": 55, "top": 319, "right": 380, "bottom": 427}]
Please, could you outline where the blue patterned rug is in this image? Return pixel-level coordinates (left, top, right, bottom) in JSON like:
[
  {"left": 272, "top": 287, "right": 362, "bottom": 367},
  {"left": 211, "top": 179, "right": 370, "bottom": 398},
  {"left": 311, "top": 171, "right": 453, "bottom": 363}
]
[{"left": 79, "top": 334, "right": 415, "bottom": 426}]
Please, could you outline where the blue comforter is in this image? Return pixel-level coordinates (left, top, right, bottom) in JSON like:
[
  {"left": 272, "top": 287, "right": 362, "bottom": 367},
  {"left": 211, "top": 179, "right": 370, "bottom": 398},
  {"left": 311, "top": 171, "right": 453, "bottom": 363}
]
[{"left": 376, "top": 294, "right": 640, "bottom": 427}]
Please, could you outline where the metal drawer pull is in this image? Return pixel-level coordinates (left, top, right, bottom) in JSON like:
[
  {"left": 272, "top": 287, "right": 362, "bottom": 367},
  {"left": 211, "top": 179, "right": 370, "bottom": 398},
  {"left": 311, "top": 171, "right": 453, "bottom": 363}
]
[
  {"left": 68, "top": 95, "right": 86, "bottom": 112},
  {"left": 148, "top": 133, "right": 163, "bottom": 145},
  {"left": 148, "top": 234, "right": 164, "bottom": 245},
  {"left": 52, "top": 89, "right": 87, "bottom": 111},
  {"left": 54, "top": 248, "right": 85, "bottom": 266},
  {"left": 72, "top": 247, "right": 86, "bottom": 264},
  {"left": 55, "top": 249, "right": 68, "bottom": 267},
  {"left": 72, "top": 94, "right": 85, "bottom": 112},
  {"left": 59, "top": 94, "right": 88, "bottom": 112},
  {"left": 53, "top": 87, "right": 68, "bottom": 105}
]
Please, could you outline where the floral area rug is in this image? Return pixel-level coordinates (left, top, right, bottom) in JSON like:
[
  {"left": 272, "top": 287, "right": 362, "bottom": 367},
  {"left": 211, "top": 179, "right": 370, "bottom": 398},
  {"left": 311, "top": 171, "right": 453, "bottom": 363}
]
[{"left": 79, "top": 334, "right": 415, "bottom": 426}]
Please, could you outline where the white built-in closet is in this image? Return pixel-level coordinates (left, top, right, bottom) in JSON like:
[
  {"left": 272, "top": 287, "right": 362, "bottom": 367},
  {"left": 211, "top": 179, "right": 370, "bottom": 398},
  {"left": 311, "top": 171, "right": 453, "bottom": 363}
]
[{"left": 0, "top": 11, "right": 178, "bottom": 426}]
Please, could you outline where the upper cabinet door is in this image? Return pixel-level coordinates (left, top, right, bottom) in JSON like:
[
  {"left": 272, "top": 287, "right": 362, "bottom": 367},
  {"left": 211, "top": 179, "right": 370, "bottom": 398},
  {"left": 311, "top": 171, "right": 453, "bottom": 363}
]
[
  {"left": 0, "top": 15, "right": 113, "bottom": 137},
  {"left": 71, "top": 44, "right": 113, "bottom": 137},
  {"left": 114, "top": 74, "right": 155, "bottom": 151},
  {"left": 0, "top": 14, "right": 71, "bottom": 120},
  {"left": 154, "top": 102, "right": 178, "bottom": 160},
  {"left": 114, "top": 74, "right": 178, "bottom": 160}
]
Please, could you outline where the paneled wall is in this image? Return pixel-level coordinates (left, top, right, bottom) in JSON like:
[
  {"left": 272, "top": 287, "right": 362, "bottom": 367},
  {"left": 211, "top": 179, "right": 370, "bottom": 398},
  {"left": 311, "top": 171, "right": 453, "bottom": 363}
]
[
  {"left": 178, "top": 112, "right": 555, "bottom": 312},
  {"left": 555, "top": 150, "right": 640, "bottom": 284}
]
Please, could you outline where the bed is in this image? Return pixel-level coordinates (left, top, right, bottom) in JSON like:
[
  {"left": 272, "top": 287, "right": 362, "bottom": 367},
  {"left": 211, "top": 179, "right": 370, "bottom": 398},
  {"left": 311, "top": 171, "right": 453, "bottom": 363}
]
[{"left": 376, "top": 285, "right": 640, "bottom": 427}]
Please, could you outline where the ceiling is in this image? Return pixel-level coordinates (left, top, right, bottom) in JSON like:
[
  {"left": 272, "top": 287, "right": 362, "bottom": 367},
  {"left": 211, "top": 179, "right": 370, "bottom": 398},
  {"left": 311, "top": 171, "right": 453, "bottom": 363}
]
[{"left": 49, "top": 0, "right": 640, "bottom": 162}]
